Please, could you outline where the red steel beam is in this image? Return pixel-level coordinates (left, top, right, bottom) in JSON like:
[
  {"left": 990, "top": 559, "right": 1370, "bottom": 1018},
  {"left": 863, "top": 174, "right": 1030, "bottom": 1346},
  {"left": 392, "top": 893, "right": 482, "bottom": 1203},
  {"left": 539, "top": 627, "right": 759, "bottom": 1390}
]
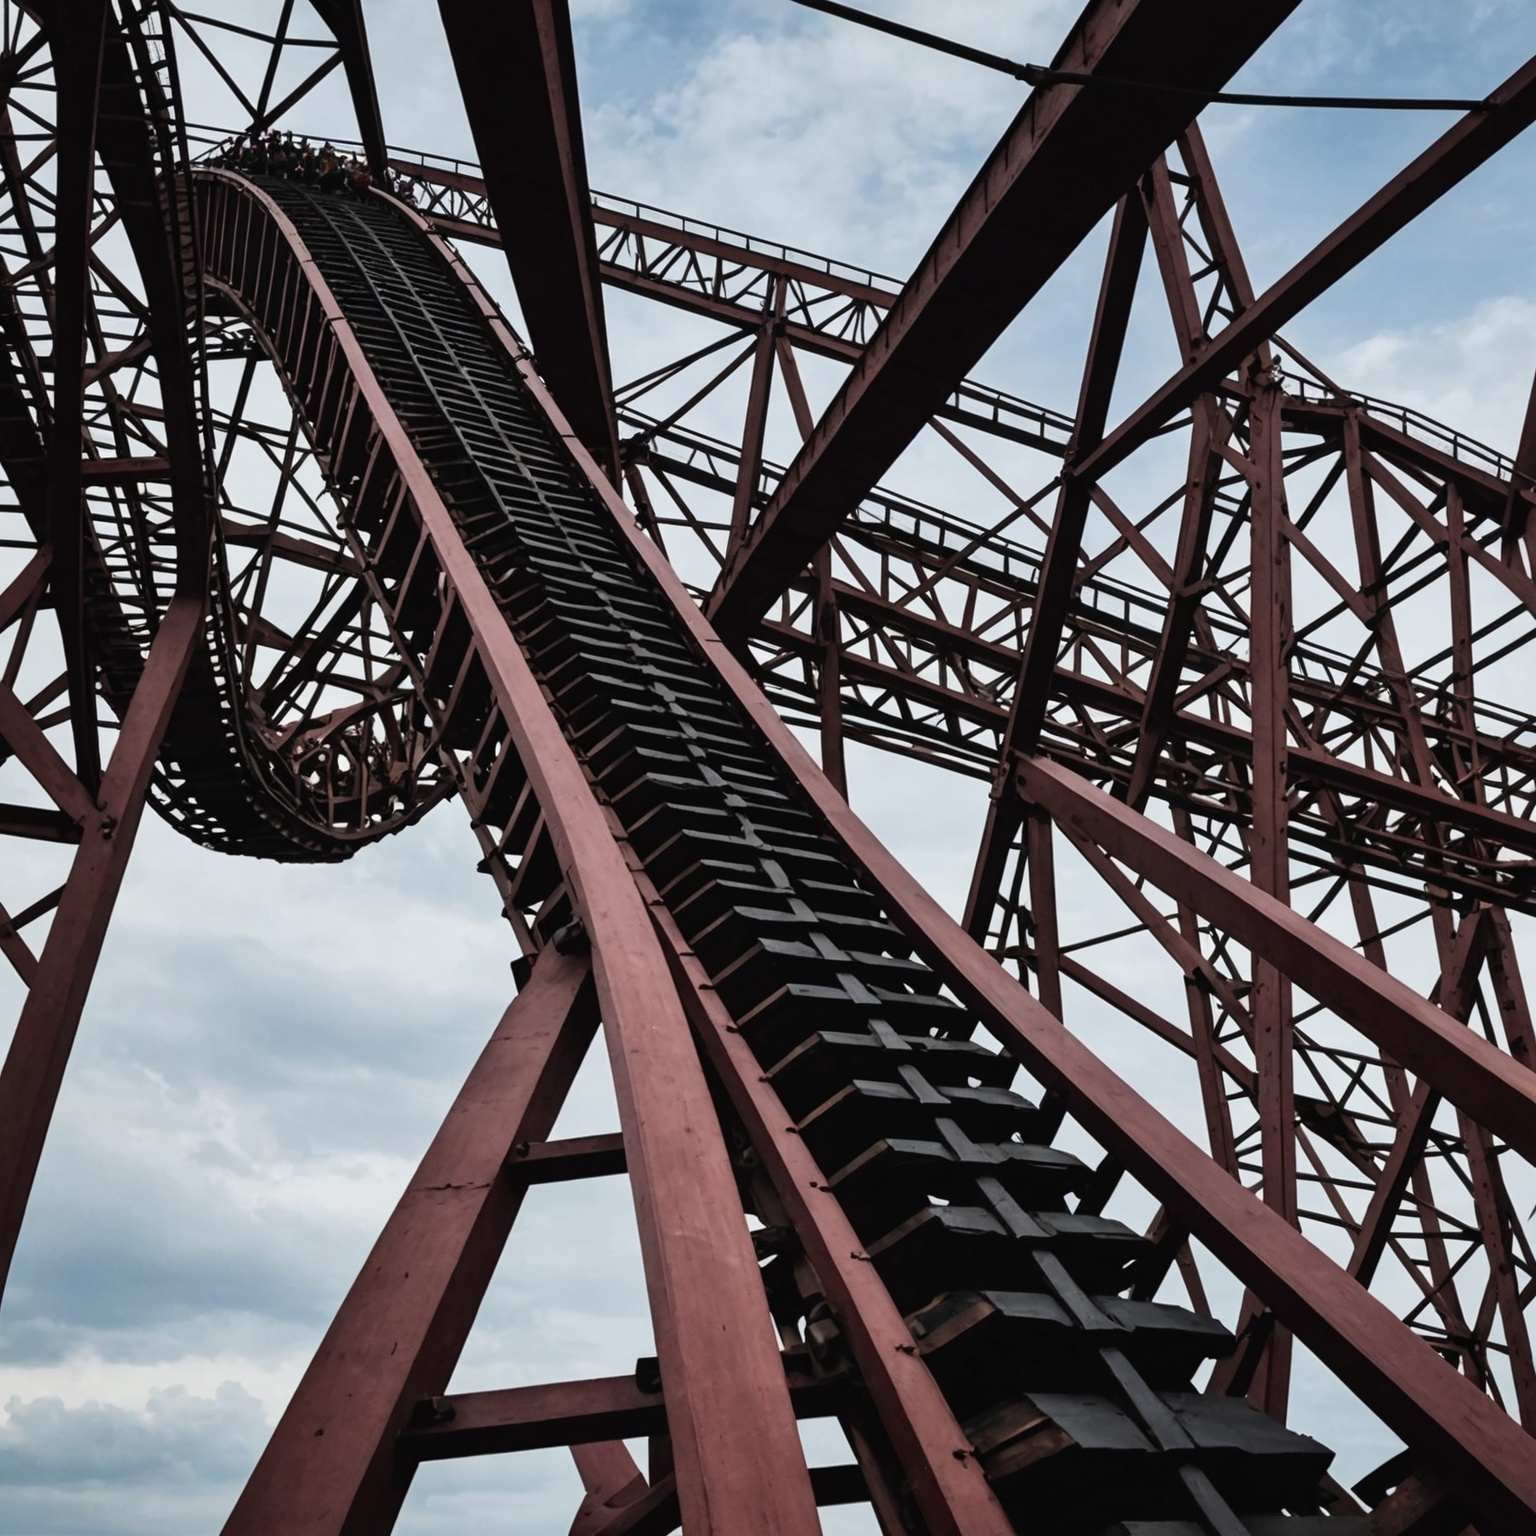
[
  {"left": 1, "top": 4, "right": 213, "bottom": 1301},
  {"left": 509, "top": 1131, "right": 627, "bottom": 1184},
  {"left": 406, "top": 158, "right": 1536, "bottom": 524},
  {"left": 704, "top": 0, "right": 1301, "bottom": 641},
  {"left": 1078, "top": 54, "right": 1536, "bottom": 486},
  {"left": 758, "top": 588, "right": 1536, "bottom": 867},
  {"left": 435, "top": 0, "right": 621, "bottom": 476},
  {"left": 43, "top": 0, "right": 105, "bottom": 798},
  {"left": 1503, "top": 365, "right": 1536, "bottom": 549},
  {"left": 569, "top": 1442, "right": 650, "bottom": 1536},
  {"left": 1244, "top": 382, "right": 1300, "bottom": 1415},
  {"left": 566, "top": 1464, "right": 865, "bottom": 1535},
  {"left": 223, "top": 949, "right": 600, "bottom": 1532},
  {"left": 996, "top": 193, "right": 1147, "bottom": 758},
  {"left": 964, "top": 189, "right": 1147, "bottom": 936},
  {"left": 401, "top": 1361, "right": 849, "bottom": 1462},
  {"left": 1017, "top": 754, "right": 1536, "bottom": 1167},
  {"left": 310, "top": 0, "right": 387, "bottom": 176}
]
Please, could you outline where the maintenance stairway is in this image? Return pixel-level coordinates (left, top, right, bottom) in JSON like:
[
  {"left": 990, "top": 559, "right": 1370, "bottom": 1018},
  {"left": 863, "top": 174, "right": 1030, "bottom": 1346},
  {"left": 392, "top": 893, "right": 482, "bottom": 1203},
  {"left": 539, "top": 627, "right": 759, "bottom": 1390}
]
[{"left": 196, "top": 170, "right": 1348, "bottom": 1535}]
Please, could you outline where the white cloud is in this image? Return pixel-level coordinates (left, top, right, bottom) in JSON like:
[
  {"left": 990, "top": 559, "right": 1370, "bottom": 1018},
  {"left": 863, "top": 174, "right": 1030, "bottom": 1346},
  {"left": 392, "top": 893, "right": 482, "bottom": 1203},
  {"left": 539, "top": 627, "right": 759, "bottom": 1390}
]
[{"left": 1330, "top": 293, "right": 1536, "bottom": 454}]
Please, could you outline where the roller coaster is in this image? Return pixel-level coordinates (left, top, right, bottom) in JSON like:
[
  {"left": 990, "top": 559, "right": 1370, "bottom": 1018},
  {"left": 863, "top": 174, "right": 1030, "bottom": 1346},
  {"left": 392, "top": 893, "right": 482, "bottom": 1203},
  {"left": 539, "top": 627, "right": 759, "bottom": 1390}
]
[{"left": 5, "top": 3, "right": 1536, "bottom": 1532}]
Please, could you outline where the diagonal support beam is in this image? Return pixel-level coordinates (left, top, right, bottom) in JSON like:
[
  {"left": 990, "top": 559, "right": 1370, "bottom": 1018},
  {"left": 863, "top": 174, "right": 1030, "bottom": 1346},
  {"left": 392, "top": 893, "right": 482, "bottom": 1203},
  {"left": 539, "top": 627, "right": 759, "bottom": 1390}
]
[
  {"left": 310, "top": 0, "right": 387, "bottom": 176},
  {"left": 1017, "top": 754, "right": 1536, "bottom": 1167},
  {"left": 705, "top": 0, "right": 1301, "bottom": 640},
  {"left": 1078, "top": 54, "right": 1536, "bottom": 486},
  {"left": 963, "top": 190, "right": 1147, "bottom": 939},
  {"left": 45, "top": 0, "right": 106, "bottom": 797},
  {"left": 569, "top": 1442, "right": 649, "bottom": 1536},
  {"left": 223, "top": 949, "right": 601, "bottom": 1533},
  {"left": 437, "top": 0, "right": 621, "bottom": 476},
  {"left": 1, "top": 0, "right": 211, "bottom": 1305}
]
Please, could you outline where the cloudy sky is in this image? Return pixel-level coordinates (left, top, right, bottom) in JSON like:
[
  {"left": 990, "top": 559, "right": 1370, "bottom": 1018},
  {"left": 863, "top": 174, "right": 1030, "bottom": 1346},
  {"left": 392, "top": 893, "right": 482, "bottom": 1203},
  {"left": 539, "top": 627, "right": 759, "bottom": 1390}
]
[{"left": 6, "top": 2, "right": 1536, "bottom": 1532}]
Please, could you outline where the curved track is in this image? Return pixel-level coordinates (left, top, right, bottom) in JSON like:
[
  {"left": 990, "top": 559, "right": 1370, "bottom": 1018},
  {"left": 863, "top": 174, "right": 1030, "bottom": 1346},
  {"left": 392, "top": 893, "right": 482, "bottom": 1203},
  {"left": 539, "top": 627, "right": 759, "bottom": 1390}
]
[{"left": 189, "top": 167, "right": 1536, "bottom": 1533}]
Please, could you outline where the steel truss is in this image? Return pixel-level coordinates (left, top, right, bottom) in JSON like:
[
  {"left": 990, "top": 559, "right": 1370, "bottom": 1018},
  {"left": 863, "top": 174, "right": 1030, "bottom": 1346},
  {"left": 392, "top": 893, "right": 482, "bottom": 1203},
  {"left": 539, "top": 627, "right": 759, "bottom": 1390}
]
[{"left": 4, "top": 3, "right": 1536, "bottom": 1533}]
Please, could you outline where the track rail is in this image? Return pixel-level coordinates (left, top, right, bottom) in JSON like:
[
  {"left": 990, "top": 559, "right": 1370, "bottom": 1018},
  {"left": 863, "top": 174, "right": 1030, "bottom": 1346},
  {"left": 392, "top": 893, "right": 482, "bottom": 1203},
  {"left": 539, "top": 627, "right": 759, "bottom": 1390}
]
[{"left": 192, "top": 168, "right": 1536, "bottom": 1533}]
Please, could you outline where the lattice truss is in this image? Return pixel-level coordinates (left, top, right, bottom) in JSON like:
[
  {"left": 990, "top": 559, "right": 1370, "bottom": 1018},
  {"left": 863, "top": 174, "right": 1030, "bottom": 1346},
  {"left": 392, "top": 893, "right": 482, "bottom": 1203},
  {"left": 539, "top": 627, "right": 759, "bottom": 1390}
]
[{"left": 5, "top": 3, "right": 1536, "bottom": 1533}]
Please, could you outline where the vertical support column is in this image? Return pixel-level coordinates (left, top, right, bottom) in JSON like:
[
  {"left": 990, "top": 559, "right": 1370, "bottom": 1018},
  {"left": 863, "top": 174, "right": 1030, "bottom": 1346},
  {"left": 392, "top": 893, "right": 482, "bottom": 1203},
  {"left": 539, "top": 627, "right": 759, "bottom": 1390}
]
[
  {"left": 1126, "top": 130, "right": 1267, "bottom": 807},
  {"left": 776, "top": 336, "right": 847, "bottom": 795},
  {"left": 812, "top": 547, "right": 846, "bottom": 794},
  {"left": 728, "top": 277, "right": 784, "bottom": 557},
  {"left": 1244, "top": 379, "right": 1297, "bottom": 1417},
  {"left": 1024, "top": 807, "right": 1063, "bottom": 1018},
  {"left": 963, "top": 193, "right": 1147, "bottom": 941},
  {"left": 44, "top": 0, "right": 106, "bottom": 796},
  {"left": 0, "top": 0, "right": 203, "bottom": 1302}
]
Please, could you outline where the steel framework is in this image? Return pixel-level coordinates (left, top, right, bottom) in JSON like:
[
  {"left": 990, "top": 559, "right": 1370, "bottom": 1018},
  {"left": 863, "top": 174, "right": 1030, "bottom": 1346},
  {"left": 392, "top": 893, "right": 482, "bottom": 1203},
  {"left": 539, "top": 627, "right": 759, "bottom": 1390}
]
[{"left": 5, "top": 2, "right": 1536, "bottom": 1531}]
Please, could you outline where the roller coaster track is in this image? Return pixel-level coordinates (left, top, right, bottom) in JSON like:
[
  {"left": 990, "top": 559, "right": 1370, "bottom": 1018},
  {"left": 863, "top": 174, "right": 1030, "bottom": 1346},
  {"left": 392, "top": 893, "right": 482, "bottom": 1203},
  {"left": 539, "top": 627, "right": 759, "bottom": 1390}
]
[
  {"left": 8, "top": 6, "right": 1536, "bottom": 1532},
  {"left": 383, "top": 147, "right": 1536, "bottom": 912},
  {"left": 181, "top": 165, "right": 1536, "bottom": 1533}
]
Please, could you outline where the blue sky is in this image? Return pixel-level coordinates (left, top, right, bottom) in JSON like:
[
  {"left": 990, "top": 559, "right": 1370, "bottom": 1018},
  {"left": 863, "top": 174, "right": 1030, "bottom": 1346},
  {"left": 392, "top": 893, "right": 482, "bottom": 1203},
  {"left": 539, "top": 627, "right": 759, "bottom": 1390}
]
[{"left": 5, "top": 2, "right": 1536, "bottom": 1532}]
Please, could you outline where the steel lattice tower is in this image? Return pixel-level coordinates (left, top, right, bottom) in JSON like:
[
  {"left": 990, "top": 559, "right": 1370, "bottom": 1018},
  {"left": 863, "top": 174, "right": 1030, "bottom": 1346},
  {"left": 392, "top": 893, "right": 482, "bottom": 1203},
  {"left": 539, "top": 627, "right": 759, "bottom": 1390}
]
[{"left": 4, "top": 2, "right": 1536, "bottom": 1531}]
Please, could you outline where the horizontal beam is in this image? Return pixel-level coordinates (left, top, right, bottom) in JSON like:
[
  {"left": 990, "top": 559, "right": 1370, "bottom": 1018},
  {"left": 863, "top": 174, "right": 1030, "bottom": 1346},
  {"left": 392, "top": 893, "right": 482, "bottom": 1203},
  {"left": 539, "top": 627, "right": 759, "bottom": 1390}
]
[
  {"left": 392, "top": 159, "right": 901, "bottom": 309},
  {"left": 570, "top": 1463, "right": 866, "bottom": 1535},
  {"left": 507, "top": 1131, "right": 626, "bottom": 1184},
  {"left": 405, "top": 163, "right": 1532, "bottom": 513},
  {"left": 401, "top": 1359, "right": 850, "bottom": 1462},
  {"left": 0, "top": 803, "right": 83, "bottom": 843},
  {"left": 80, "top": 454, "right": 170, "bottom": 483},
  {"left": 705, "top": 0, "right": 1300, "bottom": 640},
  {"left": 757, "top": 583, "right": 1536, "bottom": 864}
]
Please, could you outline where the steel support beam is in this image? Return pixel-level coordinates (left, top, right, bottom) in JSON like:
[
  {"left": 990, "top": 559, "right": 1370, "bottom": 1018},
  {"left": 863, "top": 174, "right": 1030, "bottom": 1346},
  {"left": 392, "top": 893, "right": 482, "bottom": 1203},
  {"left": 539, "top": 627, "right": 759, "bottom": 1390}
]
[
  {"left": 401, "top": 1359, "right": 849, "bottom": 1462},
  {"left": 705, "top": 0, "right": 1300, "bottom": 640},
  {"left": 311, "top": 0, "right": 387, "bottom": 175},
  {"left": 222, "top": 950, "right": 600, "bottom": 1532},
  {"left": 1079, "top": 55, "right": 1536, "bottom": 485},
  {"left": 964, "top": 190, "right": 1146, "bottom": 937},
  {"left": 436, "top": 0, "right": 621, "bottom": 475},
  {"left": 0, "top": 3, "right": 213, "bottom": 1301},
  {"left": 1017, "top": 755, "right": 1536, "bottom": 1165},
  {"left": 604, "top": 410, "right": 1536, "bottom": 1525}
]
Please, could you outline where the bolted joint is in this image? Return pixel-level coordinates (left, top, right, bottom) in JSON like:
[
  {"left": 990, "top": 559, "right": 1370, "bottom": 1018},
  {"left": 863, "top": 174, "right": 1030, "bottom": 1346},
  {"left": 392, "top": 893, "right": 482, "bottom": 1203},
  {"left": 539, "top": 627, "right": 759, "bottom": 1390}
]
[
  {"left": 409, "top": 1395, "right": 456, "bottom": 1428},
  {"left": 551, "top": 918, "right": 590, "bottom": 955},
  {"left": 805, "top": 1301, "right": 847, "bottom": 1369},
  {"left": 633, "top": 1355, "right": 663, "bottom": 1396}
]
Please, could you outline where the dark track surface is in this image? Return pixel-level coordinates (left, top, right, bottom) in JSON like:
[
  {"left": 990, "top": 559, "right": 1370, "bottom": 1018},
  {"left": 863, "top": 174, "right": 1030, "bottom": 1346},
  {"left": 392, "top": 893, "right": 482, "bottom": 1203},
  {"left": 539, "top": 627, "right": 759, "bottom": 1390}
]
[{"left": 217, "top": 173, "right": 1347, "bottom": 1533}]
